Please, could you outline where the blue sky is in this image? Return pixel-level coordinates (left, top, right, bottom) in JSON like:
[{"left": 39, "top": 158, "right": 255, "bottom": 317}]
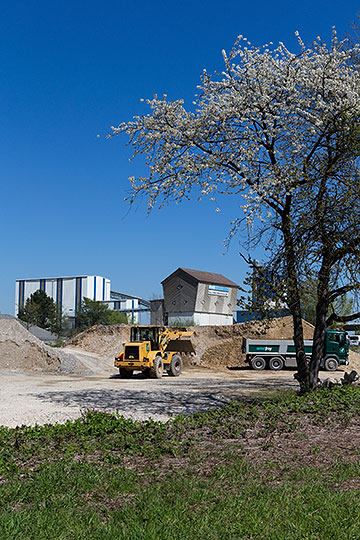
[{"left": 1, "top": 0, "right": 359, "bottom": 314}]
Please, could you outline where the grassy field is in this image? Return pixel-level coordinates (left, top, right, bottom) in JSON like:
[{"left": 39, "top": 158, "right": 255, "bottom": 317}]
[{"left": 1, "top": 387, "right": 360, "bottom": 539}]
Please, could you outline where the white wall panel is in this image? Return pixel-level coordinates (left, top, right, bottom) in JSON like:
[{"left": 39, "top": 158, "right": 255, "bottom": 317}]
[
  {"left": 44, "top": 280, "right": 57, "bottom": 302},
  {"left": 16, "top": 275, "right": 113, "bottom": 319},
  {"left": 105, "top": 279, "right": 110, "bottom": 301},
  {"left": 95, "top": 276, "right": 102, "bottom": 301},
  {"left": 62, "top": 278, "right": 76, "bottom": 316},
  {"left": 194, "top": 312, "right": 233, "bottom": 326},
  {"left": 26, "top": 280, "right": 41, "bottom": 298},
  {"left": 14, "top": 282, "right": 20, "bottom": 315}
]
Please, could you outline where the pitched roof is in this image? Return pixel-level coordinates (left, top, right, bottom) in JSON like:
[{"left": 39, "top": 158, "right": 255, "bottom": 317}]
[{"left": 162, "top": 267, "right": 239, "bottom": 288}]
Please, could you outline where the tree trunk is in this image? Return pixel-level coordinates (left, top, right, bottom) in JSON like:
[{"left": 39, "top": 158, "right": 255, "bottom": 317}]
[
  {"left": 281, "top": 209, "right": 310, "bottom": 391},
  {"left": 309, "top": 263, "right": 330, "bottom": 389}
]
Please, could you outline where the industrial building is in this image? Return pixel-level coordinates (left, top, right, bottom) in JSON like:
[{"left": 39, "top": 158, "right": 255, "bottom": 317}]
[
  {"left": 15, "top": 268, "right": 239, "bottom": 327},
  {"left": 103, "top": 291, "right": 150, "bottom": 324},
  {"left": 15, "top": 275, "right": 111, "bottom": 320},
  {"left": 161, "top": 267, "right": 239, "bottom": 326},
  {"left": 15, "top": 276, "right": 150, "bottom": 324}
]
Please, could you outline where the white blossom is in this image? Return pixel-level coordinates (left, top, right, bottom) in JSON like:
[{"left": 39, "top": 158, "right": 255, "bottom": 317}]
[{"left": 108, "top": 31, "right": 360, "bottom": 228}]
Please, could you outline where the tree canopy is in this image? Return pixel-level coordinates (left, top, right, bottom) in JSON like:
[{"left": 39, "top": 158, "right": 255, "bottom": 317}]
[
  {"left": 18, "top": 290, "right": 57, "bottom": 331},
  {"left": 76, "top": 298, "right": 129, "bottom": 330},
  {"left": 300, "top": 278, "right": 354, "bottom": 328},
  {"left": 109, "top": 30, "right": 360, "bottom": 391}
]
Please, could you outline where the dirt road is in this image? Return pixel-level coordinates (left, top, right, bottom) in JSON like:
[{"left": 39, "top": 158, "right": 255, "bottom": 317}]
[{"left": 0, "top": 354, "right": 344, "bottom": 428}]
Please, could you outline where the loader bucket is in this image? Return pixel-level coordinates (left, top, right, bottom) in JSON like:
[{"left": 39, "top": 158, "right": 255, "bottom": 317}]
[{"left": 165, "top": 337, "right": 196, "bottom": 353}]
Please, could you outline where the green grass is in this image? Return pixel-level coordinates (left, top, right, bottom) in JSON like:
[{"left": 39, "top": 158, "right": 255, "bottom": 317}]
[{"left": 1, "top": 387, "right": 360, "bottom": 539}]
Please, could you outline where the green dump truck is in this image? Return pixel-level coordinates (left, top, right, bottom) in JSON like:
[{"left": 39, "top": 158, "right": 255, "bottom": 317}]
[{"left": 243, "top": 329, "right": 350, "bottom": 371}]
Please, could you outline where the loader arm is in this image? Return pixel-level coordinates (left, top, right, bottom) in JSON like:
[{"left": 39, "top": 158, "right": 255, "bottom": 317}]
[{"left": 160, "top": 329, "right": 196, "bottom": 354}]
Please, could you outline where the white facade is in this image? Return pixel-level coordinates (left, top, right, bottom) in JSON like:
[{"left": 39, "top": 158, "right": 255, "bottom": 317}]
[
  {"left": 167, "top": 312, "right": 234, "bottom": 326},
  {"left": 15, "top": 275, "right": 111, "bottom": 319},
  {"left": 103, "top": 293, "right": 151, "bottom": 325},
  {"left": 103, "top": 299, "right": 140, "bottom": 323},
  {"left": 106, "top": 298, "right": 139, "bottom": 312}
]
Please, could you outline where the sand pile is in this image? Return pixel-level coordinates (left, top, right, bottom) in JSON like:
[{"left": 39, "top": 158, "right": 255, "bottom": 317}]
[
  {"left": 65, "top": 324, "right": 130, "bottom": 357},
  {"left": 191, "top": 316, "right": 315, "bottom": 368},
  {"left": 192, "top": 318, "right": 360, "bottom": 370},
  {"left": 0, "top": 318, "right": 113, "bottom": 375},
  {"left": 0, "top": 318, "right": 62, "bottom": 372},
  {"left": 64, "top": 317, "right": 360, "bottom": 371},
  {"left": 2, "top": 316, "right": 357, "bottom": 376},
  {"left": 348, "top": 350, "right": 360, "bottom": 372},
  {"left": 65, "top": 316, "right": 316, "bottom": 369}
]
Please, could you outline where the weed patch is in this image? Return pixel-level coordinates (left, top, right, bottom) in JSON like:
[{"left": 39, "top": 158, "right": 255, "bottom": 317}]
[{"left": 1, "top": 387, "right": 360, "bottom": 538}]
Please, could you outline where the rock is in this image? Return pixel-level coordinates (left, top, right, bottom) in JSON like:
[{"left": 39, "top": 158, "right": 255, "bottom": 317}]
[
  {"left": 342, "top": 370, "right": 359, "bottom": 385},
  {"left": 322, "top": 377, "right": 341, "bottom": 389}
]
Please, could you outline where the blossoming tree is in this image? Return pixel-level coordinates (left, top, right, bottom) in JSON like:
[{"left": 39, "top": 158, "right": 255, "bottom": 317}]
[{"left": 109, "top": 31, "right": 360, "bottom": 391}]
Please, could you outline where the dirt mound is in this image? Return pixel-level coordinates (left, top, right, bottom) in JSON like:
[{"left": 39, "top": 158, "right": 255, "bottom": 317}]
[
  {"left": 192, "top": 316, "right": 315, "bottom": 368},
  {"left": 64, "top": 316, "right": 315, "bottom": 369},
  {"left": 0, "top": 318, "right": 61, "bottom": 372},
  {"left": 348, "top": 350, "right": 360, "bottom": 371},
  {"left": 0, "top": 319, "right": 110, "bottom": 375},
  {"left": 65, "top": 324, "right": 130, "bottom": 357},
  {"left": 64, "top": 318, "right": 360, "bottom": 373}
]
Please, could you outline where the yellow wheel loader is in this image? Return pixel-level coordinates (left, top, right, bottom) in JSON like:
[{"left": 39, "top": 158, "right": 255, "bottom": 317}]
[{"left": 114, "top": 326, "right": 196, "bottom": 379}]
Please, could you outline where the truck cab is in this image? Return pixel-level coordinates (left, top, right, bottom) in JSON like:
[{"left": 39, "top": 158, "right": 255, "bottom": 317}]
[{"left": 325, "top": 330, "right": 350, "bottom": 366}]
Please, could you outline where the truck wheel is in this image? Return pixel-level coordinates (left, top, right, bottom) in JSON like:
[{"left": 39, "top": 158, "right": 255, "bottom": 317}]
[
  {"left": 119, "top": 368, "right": 133, "bottom": 378},
  {"left": 168, "top": 355, "right": 183, "bottom": 377},
  {"left": 269, "top": 357, "right": 284, "bottom": 371},
  {"left": 324, "top": 357, "right": 339, "bottom": 371},
  {"left": 251, "top": 356, "right": 266, "bottom": 370},
  {"left": 150, "top": 356, "right": 163, "bottom": 379}
]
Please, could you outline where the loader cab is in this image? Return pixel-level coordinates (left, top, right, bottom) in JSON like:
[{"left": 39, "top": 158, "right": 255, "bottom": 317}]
[{"left": 130, "top": 326, "right": 163, "bottom": 350}]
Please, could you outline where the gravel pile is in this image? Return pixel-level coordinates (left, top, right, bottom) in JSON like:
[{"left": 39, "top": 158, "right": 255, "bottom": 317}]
[
  {"left": 65, "top": 324, "right": 130, "bottom": 357},
  {"left": 348, "top": 350, "right": 360, "bottom": 371},
  {"left": 191, "top": 316, "right": 315, "bottom": 368},
  {"left": 0, "top": 318, "right": 111, "bottom": 375},
  {"left": 0, "top": 318, "right": 61, "bottom": 372}
]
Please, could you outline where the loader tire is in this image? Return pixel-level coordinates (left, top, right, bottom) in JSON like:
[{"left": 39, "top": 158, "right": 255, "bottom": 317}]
[
  {"left": 150, "top": 356, "right": 163, "bottom": 379},
  {"left": 168, "top": 355, "right": 182, "bottom": 377},
  {"left": 119, "top": 368, "right": 133, "bottom": 378}
]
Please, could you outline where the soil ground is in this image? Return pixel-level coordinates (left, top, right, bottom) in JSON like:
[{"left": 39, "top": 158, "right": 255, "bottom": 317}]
[
  {"left": 0, "top": 350, "right": 347, "bottom": 428},
  {"left": 1, "top": 316, "right": 359, "bottom": 428}
]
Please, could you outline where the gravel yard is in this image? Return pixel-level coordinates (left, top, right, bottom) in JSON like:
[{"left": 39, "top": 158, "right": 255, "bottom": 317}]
[
  {"left": 0, "top": 317, "right": 354, "bottom": 428},
  {"left": 0, "top": 355, "right": 345, "bottom": 428}
]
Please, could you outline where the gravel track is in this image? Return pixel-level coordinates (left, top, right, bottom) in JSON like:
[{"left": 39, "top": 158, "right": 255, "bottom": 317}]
[
  {"left": 0, "top": 318, "right": 354, "bottom": 428},
  {"left": 0, "top": 357, "right": 345, "bottom": 428}
]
